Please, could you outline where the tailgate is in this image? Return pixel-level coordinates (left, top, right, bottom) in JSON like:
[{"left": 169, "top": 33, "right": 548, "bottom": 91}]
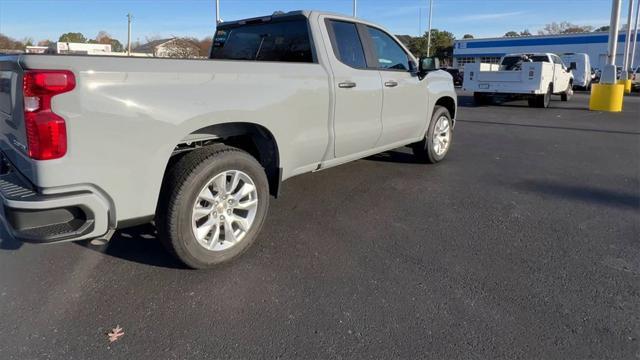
[{"left": 0, "top": 55, "right": 33, "bottom": 180}]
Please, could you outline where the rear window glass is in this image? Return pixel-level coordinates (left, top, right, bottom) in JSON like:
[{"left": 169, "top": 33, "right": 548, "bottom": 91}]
[
  {"left": 210, "top": 18, "right": 313, "bottom": 63},
  {"left": 327, "top": 20, "right": 367, "bottom": 69},
  {"left": 500, "top": 55, "right": 549, "bottom": 70}
]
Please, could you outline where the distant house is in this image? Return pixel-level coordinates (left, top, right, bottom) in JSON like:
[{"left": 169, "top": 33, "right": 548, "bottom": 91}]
[{"left": 133, "top": 38, "right": 200, "bottom": 58}]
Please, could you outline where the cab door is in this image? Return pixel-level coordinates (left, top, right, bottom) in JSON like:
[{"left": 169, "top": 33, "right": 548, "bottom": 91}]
[
  {"left": 363, "top": 26, "right": 428, "bottom": 147},
  {"left": 322, "top": 18, "right": 383, "bottom": 158}
]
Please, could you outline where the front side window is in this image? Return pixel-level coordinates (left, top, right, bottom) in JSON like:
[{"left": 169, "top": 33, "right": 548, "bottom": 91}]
[
  {"left": 327, "top": 20, "right": 367, "bottom": 69},
  {"left": 366, "top": 27, "right": 410, "bottom": 71},
  {"left": 210, "top": 18, "right": 313, "bottom": 63}
]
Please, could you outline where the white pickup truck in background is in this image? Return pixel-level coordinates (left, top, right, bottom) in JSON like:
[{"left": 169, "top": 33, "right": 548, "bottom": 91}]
[
  {"left": 560, "top": 53, "right": 592, "bottom": 90},
  {"left": 463, "top": 53, "right": 574, "bottom": 108}
]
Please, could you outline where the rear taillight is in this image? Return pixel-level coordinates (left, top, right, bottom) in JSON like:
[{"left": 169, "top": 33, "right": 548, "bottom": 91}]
[{"left": 23, "top": 70, "right": 75, "bottom": 160}]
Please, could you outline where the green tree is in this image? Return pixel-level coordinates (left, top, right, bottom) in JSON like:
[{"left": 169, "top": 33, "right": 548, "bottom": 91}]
[
  {"left": 58, "top": 32, "right": 87, "bottom": 43},
  {"left": 504, "top": 31, "right": 519, "bottom": 37},
  {"left": 462, "top": 34, "right": 474, "bottom": 39},
  {"left": 408, "top": 29, "right": 455, "bottom": 62},
  {"left": 594, "top": 25, "right": 609, "bottom": 32},
  {"left": 109, "top": 39, "right": 124, "bottom": 52}
]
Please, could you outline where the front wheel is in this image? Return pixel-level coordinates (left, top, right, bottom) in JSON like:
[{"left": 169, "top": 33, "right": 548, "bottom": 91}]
[
  {"left": 412, "top": 106, "right": 453, "bottom": 163},
  {"left": 156, "top": 144, "right": 269, "bottom": 269}
]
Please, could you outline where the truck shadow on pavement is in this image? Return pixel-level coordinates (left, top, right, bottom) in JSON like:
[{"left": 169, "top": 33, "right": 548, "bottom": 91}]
[
  {"left": 516, "top": 180, "right": 640, "bottom": 210},
  {"left": 365, "top": 149, "right": 424, "bottom": 164},
  {"left": 76, "top": 223, "right": 187, "bottom": 269},
  {"left": 457, "top": 95, "right": 589, "bottom": 110},
  {"left": 456, "top": 119, "right": 640, "bottom": 135}
]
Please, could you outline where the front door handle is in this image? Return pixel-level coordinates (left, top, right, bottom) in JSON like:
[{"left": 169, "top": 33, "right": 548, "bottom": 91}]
[
  {"left": 338, "top": 81, "right": 357, "bottom": 88},
  {"left": 384, "top": 81, "right": 399, "bottom": 87}
]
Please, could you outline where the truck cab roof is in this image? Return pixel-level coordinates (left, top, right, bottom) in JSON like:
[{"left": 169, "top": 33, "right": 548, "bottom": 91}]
[{"left": 218, "top": 10, "right": 358, "bottom": 27}]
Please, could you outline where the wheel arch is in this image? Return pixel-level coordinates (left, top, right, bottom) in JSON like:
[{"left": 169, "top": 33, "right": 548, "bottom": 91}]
[
  {"left": 168, "top": 122, "right": 281, "bottom": 198},
  {"left": 434, "top": 96, "right": 456, "bottom": 123}
]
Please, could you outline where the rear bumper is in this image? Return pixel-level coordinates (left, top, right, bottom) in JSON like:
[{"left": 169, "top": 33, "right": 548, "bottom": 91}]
[{"left": 0, "top": 157, "right": 110, "bottom": 243}]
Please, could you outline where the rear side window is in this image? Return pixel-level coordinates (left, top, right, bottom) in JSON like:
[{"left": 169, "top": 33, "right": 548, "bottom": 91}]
[
  {"left": 366, "top": 27, "right": 410, "bottom": 71},
  {"left": 327, "top": 20, "right": 367, "bottom": 69},
  {"left": 210, "top": 18, "right": 313, "bottom": 63}
]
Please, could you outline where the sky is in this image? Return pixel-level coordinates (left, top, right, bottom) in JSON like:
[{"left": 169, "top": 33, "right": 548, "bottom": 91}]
[{"left": 0, "top": 0, "right": 629, "bottom": 44}]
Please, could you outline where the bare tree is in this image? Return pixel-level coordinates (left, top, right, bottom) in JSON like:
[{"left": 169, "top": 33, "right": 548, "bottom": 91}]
[{"left": 538, "top": 22, "right": 593, "bottom": 35}]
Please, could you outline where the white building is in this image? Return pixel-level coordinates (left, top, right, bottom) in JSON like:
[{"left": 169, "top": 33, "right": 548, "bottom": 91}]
[
  {"left": 453, "top": 31, "right": 640, "bottom": 70},
  {"left": 55, "top": 42, "right": 112, "bottom": 55},
  {"left": 25, "top": 46, "right": 49, "bottom": 54}
]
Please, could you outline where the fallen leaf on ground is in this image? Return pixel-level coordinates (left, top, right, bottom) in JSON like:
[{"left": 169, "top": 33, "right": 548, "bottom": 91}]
[{"left": 107, "top": 325, "right": 124, "bottom": 343}]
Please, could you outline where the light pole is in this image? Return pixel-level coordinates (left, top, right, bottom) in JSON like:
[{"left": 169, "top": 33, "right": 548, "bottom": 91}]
[
  {"left": 602, "top": 0, "right": 622, "bottom": 83},
  {"left": 630, "top": 0, "right": 640, "bottom": 70},
  {"left": 353, "top": 0, "right": 357, "bottom": 17},
  {"left": 126, "top": 13, "right": 132, "bottom": 56},
  {"left": 589, "top": 0, "right": 625, "bottom": 112},
  {"left": 621, "top": 0, "right": 635, "bottom": 80},
  {"left": 426, "top": 0, "right": 433, "bottom": 57},
  {"left": 216, "top": 0, "right": 221, "bottom": 24}
]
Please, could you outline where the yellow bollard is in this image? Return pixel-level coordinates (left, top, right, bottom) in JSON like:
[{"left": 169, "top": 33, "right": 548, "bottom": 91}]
[
  {"left": 617, "top": 79, "right": 632, "bottom": 94},
  {"left": 589, "top": 83, "right": 624, "bottom": 112}
]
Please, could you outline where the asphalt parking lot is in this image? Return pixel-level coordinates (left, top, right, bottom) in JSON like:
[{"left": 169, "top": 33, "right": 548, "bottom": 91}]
[{"left": 1, "top": 92, "right": 638, "bottom": 359}]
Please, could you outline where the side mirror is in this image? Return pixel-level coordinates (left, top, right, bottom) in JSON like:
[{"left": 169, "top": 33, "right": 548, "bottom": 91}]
[
  {"left": 418, "top": 56, "right": 440, "bottom": 78},
  {"left": 569, "top": 62, "right": 577, "bottom": 71}
]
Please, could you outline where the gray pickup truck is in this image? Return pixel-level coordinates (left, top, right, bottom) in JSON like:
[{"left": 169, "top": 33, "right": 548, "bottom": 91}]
[{"left": 0, "top": 10, "right": 457, "bottom": 268}]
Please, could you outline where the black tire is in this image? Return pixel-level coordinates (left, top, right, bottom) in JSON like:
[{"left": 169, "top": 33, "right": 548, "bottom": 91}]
[
  {"left": 561, "top": 83, "right": 573, "bottom": 101},
  {"left": 473, "top": 92, "right": 488, "bottom": 106},
  {"left": 412, "top": 106, "right": 453, "bottom": 164},
  {"left": 156, "top": 144, "right": 269, "bottom": 269},
  {"left": 535, "top": 84, "right": 552, "bottom": 108}
]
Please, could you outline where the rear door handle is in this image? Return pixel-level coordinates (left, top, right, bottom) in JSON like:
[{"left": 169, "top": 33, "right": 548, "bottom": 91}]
[
  {"left": 384, "top": 81, "right": 398, "bottom": 87},
  {"left": 338, "top": 81, "right": 357, "bottom": 88}
]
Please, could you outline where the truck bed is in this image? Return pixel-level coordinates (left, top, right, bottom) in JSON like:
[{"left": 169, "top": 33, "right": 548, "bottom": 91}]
[{"left": 0, "top": 54, "right": 332, "bottom": 224}]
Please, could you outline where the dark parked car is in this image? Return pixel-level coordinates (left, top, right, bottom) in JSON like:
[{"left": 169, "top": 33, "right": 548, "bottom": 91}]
[{"left": 441, "top": 67, "right": 463, "bottom": 87}]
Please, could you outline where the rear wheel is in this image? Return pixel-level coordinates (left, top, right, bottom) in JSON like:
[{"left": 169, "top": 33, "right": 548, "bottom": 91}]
[
  {"left": 412, "top": 106, "right": 453, "bottom": 163},
  {"left": 473, "top": 92, "right": 489, "bottom": 105},
  {"left": 534, "top": 84, "right": 552, "bottom": 108},
  {"left": 561, "top": 83, "right": 573, "bottom": 101},
  {"left": 156, "top": 144, "right": 269, "bottom": 269}
]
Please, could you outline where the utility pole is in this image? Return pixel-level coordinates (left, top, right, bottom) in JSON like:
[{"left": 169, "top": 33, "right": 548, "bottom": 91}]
[
  {"left": 353, "top": 0, "right": 357, "bottom": 17},
  {"left": 426, "top": 0, "right": 433, "bottom": 57},
  {"left": 126, "top": 13, "right": 132, "bottom": 56},
  {"left": 216, "top": 0, "right": 221, "bottom": 24},
  {"left": 621, "top": 0, "right": 635, "bottom": 80},
  {"left": 602, "top": 0, "right": 622, "bottom": 83},
  {"left": 630, "top": 0, "right": 640, "bottom": 70}
]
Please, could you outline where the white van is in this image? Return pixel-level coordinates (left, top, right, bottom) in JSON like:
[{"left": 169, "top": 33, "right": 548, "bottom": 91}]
[{"left": 560, "top": 53, "right": 591, "bottom": 89}]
